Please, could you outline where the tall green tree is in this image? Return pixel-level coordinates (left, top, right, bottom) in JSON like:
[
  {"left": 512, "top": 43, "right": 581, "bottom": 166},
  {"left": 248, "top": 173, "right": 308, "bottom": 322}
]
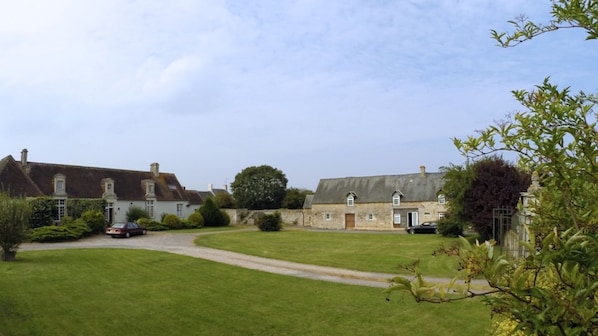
[
  {"left": 0, "top": 193, "right": 31, "bottom": 261},
  {"left": 230, "top": 165, "right": 288, "bottom": 210},
  {"left": 281, "top": 188, "right": 313, "bottom": 209},
  {"left": 387, "top": 2, "right": 598, "bottom": 335}
]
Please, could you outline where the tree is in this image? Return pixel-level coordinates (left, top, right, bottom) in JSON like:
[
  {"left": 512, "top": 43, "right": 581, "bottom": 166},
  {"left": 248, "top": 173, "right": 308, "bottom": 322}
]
[
  {"left": 214, "top": 192, "right": 236, "bottom": 209},
  {"left": 442, "top": 157, "right": 530, "bottom": 240},
  {"left": 230, "top": 165, "right": 288, "bottom": 210},
  {"left": 199, "top": 198, "right": 227, "bottom": 227},
  {"left": 0, "top": 193, "right": 31, "bottom": 261},
  {"left": 281, "top": 188, "right": 313, "bottom": 209},
  {"left": 387, "top": 2, "right": 598, "bottom": 335}
]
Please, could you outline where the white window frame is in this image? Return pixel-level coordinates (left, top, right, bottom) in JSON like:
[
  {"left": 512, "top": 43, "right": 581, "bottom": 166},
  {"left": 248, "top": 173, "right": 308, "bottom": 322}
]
[
  {"left": 325, "top": 213, "right": 332, "bottom": 221},
  {"left": 367, "top": 213, "right": 374, "bottom": 221},
  {"left": 145, "top": 199, "right": 155, "bottom": 218},
  {"left": 392, "top": 194, "right": 400, "bottom": 206},
  {"left": 347, "top": 195, "right": 354, "bottom": 207},
  {"left": 55, "top": 198, "right": 66, "bottom": 222},
  {"left": 438, "top": 194, "right": 446, "bottom": 205},
  {"left": 393, "top": 213, "right": 401, "bottom": 224},
  {"left": 177, "top": 203, "right": 183, "bottom": 217}
]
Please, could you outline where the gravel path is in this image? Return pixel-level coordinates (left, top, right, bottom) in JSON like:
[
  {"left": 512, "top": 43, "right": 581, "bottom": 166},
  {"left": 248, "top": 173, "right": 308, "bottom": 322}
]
[{"left": 19, "top": 231, "right": 487, "bottom": 289}]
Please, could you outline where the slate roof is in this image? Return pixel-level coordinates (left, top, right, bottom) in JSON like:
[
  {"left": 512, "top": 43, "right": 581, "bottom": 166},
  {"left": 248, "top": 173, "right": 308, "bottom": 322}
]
[
  {"left": 311, "top": 172, "right": 445, "bottom": 204},
  {"left": 0, "top": 154, "right": 187, "bottom": 201},
  {"left": 0, "top": 155, "right": 44, "bottom": 197}
]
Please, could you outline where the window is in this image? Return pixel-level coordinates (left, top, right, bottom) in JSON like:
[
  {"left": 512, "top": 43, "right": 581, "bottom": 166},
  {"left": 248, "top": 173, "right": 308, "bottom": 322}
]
[
  {"left": 392, "top": 194, "right": 401, "bottom": 206},
  {"left": 438, "top": 212, "right": 446, "bottom": 219},
  {"left": 367, "top": 213, "right": 374, "bottom": 221},
  {"left": 55, "top": 199, "right": 66, "bottom": 221},
  {"left": 325, "top": 213, "right": 331, "bottom": 221},
  {"left": 393, "top": 213, "right": 401, "bottom": 224},
  {"left": 53, "top": 174, "right": 66, "bottom": 195},
  {"left": 177, "top": 203, "right": 183, "bottom": 217},
  {"left": 107, "top": 183, "right": 112, "bottom": 191},
  {"left": 438, "top": 194, "right": 446, "bottom": 205},
  {"left": 145, "top": 200, "right": 155, "bottom": 218},
  {"left": 346, "top": 194, "right": 355, "bottom": 207}
]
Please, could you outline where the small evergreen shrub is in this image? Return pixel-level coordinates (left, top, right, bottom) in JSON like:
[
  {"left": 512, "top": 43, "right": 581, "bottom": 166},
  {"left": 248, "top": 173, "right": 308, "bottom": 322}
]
[
  {"left": 162, "top": 214, "right": 183, "bottom": 229},
  {"left": 29, "top": 219, "right": 91, "bottom": 242},
  {"left": 138, "top": 218, "right": 168, "bottom": 231},
  {"left": 257, "top": 212, "right": 282, "bottom": 232},
  {"left": 437, "top": 218, "right": 464, "bottom": 237},
  {"left": 199, "top": 198, "right": 226, "bottom": 227}
]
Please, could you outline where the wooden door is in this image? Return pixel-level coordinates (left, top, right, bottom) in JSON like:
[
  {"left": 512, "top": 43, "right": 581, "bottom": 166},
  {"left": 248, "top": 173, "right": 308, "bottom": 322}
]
[{"left": 345, "top": 213, "right": 355, "bottom": 229}]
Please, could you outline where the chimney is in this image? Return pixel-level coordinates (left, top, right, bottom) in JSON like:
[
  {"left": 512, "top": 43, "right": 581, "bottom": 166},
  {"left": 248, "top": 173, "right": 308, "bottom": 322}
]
[
  {"left": 420, "top": 165, "right": 426, "bottom": 177},
  {"left": 150, "top": 162, "right": 159, "bottom": 177},
  {"left": 208, "top": 183, "right": 213, "bottom": 192},
  {"left": 21, "top": 148, "right": 28, "bottom": 167}
]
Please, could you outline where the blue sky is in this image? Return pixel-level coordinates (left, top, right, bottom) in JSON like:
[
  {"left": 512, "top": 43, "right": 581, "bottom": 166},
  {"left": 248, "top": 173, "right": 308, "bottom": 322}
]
[{"left": 1, "top": 1, "right": 596, "bottom": 191}]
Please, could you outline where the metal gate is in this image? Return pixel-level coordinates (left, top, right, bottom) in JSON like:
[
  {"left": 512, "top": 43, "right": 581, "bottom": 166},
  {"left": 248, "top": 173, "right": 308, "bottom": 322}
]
[{"left": 492, "top": 207, "right": 515, "bottom": 256}]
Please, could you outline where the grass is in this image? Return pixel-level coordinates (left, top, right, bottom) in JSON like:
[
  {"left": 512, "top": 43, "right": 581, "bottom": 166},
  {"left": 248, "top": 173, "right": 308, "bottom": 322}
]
[
  {"left": 194, "top": 230, "right": 463, "bottom": 277},
  {"left": 0, "top": 249, "right": 490, "bottom": 336}
]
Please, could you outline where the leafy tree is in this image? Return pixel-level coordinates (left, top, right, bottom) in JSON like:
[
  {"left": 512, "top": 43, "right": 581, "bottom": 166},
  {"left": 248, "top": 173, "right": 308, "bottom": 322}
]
[
  {"left": 281, "top": 188, "right": 313, "bottom": 209},
  {"left": 230, "top": 165, "right": 288, "bottom": 210},
  {"left": 199, "top": 198, "right": 227, "bottom": 227},
  {"left": 387, "top": 2, "right": 598, "bottom": 335},
  {"left": 441, "top": 157, "right": 529, "bottom": 240},
  {"left": 214, "top": 192, "right": 235, "bottom": 209},
  {"left": 0, "top": 193, "right": 31, "bottom": 261}
]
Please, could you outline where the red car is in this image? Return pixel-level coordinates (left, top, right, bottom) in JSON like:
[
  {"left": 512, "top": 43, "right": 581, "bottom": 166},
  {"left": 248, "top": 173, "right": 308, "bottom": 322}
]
[{"left": 106, "top": 222, "right": 147, "bottom": 238}]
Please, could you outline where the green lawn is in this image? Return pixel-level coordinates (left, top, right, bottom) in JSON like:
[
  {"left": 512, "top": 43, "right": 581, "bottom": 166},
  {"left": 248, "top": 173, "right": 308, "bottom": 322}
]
[
  {"left": 0, "top": 249, "right": 489, "bottom": 336},
  {"left": 194, "top": 230, "right": 463, "bottom": 278}
]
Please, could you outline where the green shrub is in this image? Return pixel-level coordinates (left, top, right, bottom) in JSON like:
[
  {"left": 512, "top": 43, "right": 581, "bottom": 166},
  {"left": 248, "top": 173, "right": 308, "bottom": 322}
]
[
  {"left": 80, "top": 209, "right": 107, "bottom": 234},
  {"left": 221, "top": 210, "right": 231, "bottom": 226},
  {"left": 67, "top": 199, "right": 106, "bottom": 219},
  {"left": 28, "top": 197, "right": 55, "bottom": 228},
  {"left": 138, "top": 218, "right": 168, "bottom": 231},
  {"left": 437, "top": 218, "right": 464, "bottom": 237},
  {"left": 126, "top": 206, "right": 149, "bottom": 223},
  {"left": 200, "top": 198, "right": 226, "bottom": 227},
  {"left": 29, "top": 219, "right": 91, "bottom": 242},
  {"left": 163, "top": 214, "right": 183, "bottom": 229},
  {"left": 257, "top": 212, "right": 282, "bottom": 232},
  {"left": 186, "top": 212, "right": 204, "bottom": 228}
]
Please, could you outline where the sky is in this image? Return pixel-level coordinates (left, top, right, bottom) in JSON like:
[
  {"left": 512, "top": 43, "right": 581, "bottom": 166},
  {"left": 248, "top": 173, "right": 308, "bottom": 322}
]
[{"left": 1, "top": 1, "right": 597, "bottom": 191}]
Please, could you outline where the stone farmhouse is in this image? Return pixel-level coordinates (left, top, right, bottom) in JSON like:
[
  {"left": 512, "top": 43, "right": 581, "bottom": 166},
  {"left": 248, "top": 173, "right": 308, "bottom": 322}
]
[
  {"left": 0, "top": 149, "right": 220, "bottom": 223},
  {"left": 304, "top": 166, "right": 447, "bottom": 230}
]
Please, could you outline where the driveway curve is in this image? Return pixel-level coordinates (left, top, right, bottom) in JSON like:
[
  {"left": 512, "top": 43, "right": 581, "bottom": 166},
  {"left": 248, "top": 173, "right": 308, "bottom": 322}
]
[{"left": 20, "top": 231, "right": 485, "bottom": 289}]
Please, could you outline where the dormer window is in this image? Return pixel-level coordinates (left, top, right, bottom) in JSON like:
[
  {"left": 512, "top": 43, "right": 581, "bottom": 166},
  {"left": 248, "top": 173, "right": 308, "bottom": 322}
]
[
  {"left": 438, "top": 194, "right": 446, "bottom": 205},
  {"left": 143, "top": 180, "right": 156, "bottom": 197},
  {"left": 53, "top": 174, "right": 67, "bottom": 196},
  {"left": 102, "top": 178, "right": 116, "bottom": 198},
  {"left": 346, "top": 192, "right": 356, "bottom": 207},
  {"left": 392, "top": 194, "right": 400, "bottom": 206},
  {"left": 392, "top": 191, "right": 402, "bottom": 206}
]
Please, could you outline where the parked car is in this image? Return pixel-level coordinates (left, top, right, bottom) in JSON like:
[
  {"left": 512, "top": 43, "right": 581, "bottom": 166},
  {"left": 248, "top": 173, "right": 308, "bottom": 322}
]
[
  {"left": 106, "top": 222, "right": 147, "bottom": 238},
  {"left": 407, "top": 221, "right": 438, "bottom": 234}
]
